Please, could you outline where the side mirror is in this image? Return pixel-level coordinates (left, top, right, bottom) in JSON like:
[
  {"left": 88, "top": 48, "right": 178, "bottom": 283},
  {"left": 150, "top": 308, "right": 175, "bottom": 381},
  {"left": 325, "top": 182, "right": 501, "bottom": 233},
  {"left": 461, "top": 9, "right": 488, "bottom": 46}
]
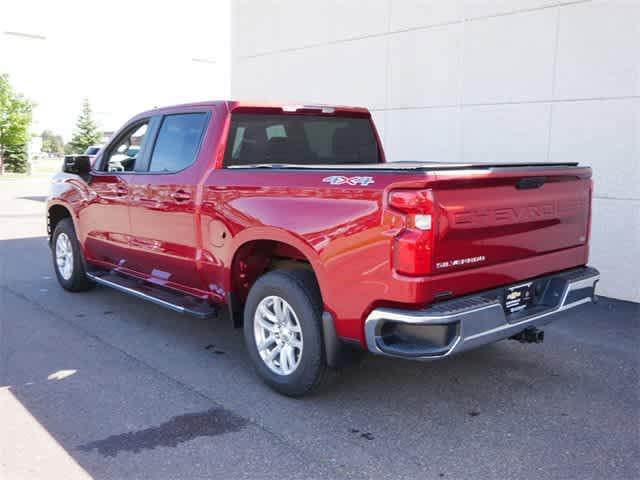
[{"left": 63, "top": 155, "right": 92, "bottom": 175}]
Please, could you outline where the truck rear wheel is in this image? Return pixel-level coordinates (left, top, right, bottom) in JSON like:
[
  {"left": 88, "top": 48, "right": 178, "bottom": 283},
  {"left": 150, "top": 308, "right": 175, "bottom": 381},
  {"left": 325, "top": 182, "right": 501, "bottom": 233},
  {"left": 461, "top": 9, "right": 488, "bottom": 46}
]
[
  {"left": 243, "top": 268, "right": 327, "bottom": 396},
  {"left": 51, "top": 218, "right": 93, "bottom": 292}
]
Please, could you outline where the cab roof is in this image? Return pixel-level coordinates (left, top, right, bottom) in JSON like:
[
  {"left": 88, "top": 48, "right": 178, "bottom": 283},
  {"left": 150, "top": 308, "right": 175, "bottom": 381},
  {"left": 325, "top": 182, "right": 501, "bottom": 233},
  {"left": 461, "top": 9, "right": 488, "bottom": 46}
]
[{"left": 135, "top": 100, "right": 371, "bottom": 119}]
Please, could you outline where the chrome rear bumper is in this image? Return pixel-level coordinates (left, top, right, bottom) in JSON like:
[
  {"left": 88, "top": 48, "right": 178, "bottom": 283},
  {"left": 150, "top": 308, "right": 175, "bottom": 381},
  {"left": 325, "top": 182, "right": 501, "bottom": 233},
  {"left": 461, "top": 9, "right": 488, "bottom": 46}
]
[{"left": 364, "top": 267, "right": 599, "bottom": 360}]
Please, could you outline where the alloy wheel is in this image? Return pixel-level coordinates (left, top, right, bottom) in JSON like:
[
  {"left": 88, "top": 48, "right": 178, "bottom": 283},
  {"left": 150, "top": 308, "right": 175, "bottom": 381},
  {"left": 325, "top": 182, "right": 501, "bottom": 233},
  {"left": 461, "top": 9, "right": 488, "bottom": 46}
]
[
  {"left": 55, "top": 232, "right": 74, "bottom": 280},
  {"left": 253, "top": 295, "right": 304, "bottom": 375}
]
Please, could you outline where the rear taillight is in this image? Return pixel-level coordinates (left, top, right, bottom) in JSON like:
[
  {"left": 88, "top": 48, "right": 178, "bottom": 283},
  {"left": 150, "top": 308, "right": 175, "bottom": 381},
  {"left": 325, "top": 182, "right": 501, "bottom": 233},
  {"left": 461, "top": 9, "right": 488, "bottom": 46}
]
[
  {"left": 388, "top": 189, "right": 433, "bottom": 213},
  {"left": 389, "top": 189, "right": 435, "bottom": 276}
]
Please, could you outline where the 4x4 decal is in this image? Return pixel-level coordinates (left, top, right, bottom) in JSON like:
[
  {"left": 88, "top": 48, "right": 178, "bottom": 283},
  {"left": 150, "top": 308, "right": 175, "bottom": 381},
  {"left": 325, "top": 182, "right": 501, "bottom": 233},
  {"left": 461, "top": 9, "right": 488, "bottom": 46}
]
[{"left": 322, "top": 175, "right": 375, "bottom": 186}]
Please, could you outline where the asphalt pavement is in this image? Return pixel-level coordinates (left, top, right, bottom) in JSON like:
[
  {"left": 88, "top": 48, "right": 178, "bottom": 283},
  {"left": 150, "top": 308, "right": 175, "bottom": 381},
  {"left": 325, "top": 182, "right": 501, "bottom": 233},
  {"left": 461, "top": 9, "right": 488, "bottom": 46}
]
[{"left": 0, "top": 177, "right": 638, "bottom": 480}]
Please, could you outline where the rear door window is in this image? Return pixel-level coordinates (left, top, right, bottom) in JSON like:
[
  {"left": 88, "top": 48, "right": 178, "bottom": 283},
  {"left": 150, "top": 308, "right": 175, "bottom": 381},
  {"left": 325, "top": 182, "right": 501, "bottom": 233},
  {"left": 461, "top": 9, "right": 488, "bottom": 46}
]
[
  {"left": 148, "top": 113, "right": 208, "bottom": 173},
  {"left": 224, "top": 114, "right": 380, "bottom": 166}
]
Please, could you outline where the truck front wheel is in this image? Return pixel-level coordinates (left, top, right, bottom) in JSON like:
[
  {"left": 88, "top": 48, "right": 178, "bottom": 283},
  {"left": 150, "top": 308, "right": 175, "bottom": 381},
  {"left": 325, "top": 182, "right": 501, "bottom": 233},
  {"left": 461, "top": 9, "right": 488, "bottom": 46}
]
[
  {"left": 243, "top": 268, "right": 327, "bottom": 396},
  {"left": 51, "top": 218, "right": 93, "bottom": 292}
]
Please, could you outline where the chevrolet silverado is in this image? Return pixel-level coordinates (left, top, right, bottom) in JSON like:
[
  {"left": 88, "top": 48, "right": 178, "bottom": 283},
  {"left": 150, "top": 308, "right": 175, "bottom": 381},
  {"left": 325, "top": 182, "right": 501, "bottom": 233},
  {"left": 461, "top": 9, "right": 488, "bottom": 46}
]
[{"left": 48, "top": 101, "right": 599, "bottom": 395}]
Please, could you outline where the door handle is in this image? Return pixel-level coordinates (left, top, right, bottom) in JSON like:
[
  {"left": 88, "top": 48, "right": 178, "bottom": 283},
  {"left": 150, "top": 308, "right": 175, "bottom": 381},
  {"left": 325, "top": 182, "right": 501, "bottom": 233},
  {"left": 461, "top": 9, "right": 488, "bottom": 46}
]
[
  {"left": 115, "top": 185, "right": 128, "bottom": 197},
  {"left": 172, "top": 189, "right": 192, "bottom": 202}
]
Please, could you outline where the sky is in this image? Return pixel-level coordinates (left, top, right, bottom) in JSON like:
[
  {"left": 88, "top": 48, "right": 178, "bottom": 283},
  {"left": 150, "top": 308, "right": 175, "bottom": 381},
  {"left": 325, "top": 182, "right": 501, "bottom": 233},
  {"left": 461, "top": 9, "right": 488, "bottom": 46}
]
[{"left": 0, "top": 0, "right": 230, "bottom": 141}]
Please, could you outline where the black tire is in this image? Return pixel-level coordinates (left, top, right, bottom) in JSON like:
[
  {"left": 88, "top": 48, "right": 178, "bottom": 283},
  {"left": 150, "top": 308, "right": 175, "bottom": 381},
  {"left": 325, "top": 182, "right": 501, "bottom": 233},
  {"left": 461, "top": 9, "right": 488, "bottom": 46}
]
[
  {"left": 243, "top": 268, "right": 327, "bottom": 396},
  {"left": 51, "top": 218, "right": 93, "bottom": 292}
]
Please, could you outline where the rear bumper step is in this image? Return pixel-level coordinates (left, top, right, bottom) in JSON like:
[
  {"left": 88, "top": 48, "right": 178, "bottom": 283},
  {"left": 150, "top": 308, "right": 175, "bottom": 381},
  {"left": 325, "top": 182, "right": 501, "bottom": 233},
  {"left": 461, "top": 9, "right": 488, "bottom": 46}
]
[
  {"left": 364, "top": 266, "right": 599, "bottom": 360},
  {"left": 87, "top": 271, "right": 218, "bottom": 318}
]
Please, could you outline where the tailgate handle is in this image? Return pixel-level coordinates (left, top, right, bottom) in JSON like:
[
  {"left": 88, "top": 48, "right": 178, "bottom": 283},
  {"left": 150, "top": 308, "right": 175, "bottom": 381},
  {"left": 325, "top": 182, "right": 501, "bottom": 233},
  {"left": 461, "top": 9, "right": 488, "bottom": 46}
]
[{"left": 516, "top": 177, "right": 546, "bottom": 190}]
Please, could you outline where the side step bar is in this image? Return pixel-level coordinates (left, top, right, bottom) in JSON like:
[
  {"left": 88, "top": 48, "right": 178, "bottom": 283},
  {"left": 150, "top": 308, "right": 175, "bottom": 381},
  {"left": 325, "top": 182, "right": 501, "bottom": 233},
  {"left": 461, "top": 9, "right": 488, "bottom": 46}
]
[{"left": 87, "top": 271, "right": 218, "bottom": 319}]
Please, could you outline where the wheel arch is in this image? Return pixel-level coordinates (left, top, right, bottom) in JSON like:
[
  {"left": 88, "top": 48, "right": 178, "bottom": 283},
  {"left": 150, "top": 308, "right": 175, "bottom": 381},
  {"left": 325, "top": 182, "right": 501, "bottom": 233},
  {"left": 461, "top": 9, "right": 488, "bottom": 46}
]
[
  {"left": 47, "top": 201, "right": 76, "bottom": 244},
  {"left": 226, "top": 229, "right": 327, "bottom": 327}
]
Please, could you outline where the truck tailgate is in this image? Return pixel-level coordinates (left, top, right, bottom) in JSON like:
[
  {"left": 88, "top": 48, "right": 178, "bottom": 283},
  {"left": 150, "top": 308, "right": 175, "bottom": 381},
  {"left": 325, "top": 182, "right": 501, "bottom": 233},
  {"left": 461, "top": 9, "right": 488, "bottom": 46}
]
[{"left": 431, "top": 167, "right": 592, "bottom": 273}]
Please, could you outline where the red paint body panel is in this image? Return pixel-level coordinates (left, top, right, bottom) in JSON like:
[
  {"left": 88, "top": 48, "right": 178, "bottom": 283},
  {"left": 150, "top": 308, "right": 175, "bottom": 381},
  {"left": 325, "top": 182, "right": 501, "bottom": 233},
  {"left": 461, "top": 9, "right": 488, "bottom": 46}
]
[
  {"left": 80, "top": 174, "right": 132, "bottom": 265},
  {"left": 47, "top": 100, "right": 593, "bottom": 347}
]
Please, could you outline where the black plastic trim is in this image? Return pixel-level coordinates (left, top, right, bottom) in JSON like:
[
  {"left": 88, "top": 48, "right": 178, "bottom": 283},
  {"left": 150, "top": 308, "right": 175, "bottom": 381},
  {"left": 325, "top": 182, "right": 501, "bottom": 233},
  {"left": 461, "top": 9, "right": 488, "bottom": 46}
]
[{"left": 322, "top": 311, "right": 341, "bottom": 368}]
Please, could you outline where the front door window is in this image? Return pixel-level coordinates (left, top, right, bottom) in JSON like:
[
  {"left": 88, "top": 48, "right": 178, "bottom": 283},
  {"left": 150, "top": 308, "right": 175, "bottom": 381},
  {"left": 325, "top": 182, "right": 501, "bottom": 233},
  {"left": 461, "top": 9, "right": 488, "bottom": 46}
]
[{"left": 102, "top": 123, "right": 149, "bottom": 172}]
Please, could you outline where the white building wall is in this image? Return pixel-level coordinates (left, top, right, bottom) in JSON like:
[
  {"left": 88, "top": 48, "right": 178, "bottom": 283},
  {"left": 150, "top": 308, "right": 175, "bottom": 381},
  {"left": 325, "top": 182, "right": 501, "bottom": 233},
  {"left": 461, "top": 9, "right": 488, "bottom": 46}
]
[{"left": 232, "top": 0, "right": 640, "bottom": 302}]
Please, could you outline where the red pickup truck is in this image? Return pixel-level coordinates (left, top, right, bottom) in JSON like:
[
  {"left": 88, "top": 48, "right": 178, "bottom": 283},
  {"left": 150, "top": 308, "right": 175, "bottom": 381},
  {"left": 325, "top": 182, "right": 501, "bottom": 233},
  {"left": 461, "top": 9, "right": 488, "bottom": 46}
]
[{"left": 48, "top": 100, "right": 599, "bottom": 396}]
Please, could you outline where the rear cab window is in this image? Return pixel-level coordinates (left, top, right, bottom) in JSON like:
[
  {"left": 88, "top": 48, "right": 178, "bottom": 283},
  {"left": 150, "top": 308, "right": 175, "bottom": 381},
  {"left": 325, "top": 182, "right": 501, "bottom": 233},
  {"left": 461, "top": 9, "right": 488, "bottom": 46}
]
[{"left": 224, "top": 114, "right": 381, "bottom": 167}]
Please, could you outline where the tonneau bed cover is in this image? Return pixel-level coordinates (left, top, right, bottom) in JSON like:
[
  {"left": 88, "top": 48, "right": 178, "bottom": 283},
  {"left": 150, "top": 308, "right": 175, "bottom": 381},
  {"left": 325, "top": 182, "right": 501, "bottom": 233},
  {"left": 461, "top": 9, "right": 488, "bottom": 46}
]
[{"left": 228, "top": 161, "right": 580, "bottom": 171}]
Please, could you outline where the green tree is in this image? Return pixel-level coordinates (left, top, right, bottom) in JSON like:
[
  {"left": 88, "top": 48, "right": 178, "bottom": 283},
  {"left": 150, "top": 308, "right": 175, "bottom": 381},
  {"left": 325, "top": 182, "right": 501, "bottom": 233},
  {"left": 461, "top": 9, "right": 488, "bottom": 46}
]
[
  {"left": 2, "top": 144, "right": 28, "bottom": 173},
  {"left": 68, "top": 98, "right": 102, "bottom": 154},
  {"left": 0, "top": 74, "right": 33, "bottom": 173},
  {"left": 41, "top": 129, "right": 65, "bottom": 155}
]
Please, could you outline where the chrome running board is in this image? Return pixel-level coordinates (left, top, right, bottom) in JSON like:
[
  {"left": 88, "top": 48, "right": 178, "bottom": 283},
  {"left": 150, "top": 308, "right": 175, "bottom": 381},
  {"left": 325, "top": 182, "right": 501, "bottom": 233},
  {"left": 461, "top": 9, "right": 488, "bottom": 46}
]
[{"left": 87, "top": 271, "right": 218, "bottom": 319}]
